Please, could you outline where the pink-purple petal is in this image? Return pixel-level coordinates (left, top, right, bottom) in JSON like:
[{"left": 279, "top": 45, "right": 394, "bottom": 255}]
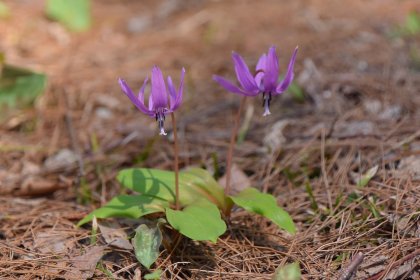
[
  {"left": 232, "top": 52, "right": 259, "bottom": 93},
  {"left": 151, "top": 66, "right": 168, "bottom": 108},
  {"left": 254, "top": 53, "right": 266, "bottom": 89},
  {"left": 263, "top": 46, "right": 280, "bottom": 92},
  {"left": 172, "top": 68, "right": 185, "bottom": 111},
  {"left": 213, "top": 75, "right": 258, "bottom": 96},
  {"left": 118, "top": 78, "right": 154, "bottom": 116},
  {"left": 167, "top": 76, "right": 177, "bottom": 111},
  {"left": 137, "top": 77, "right": 148, "bottom": 103},
  {"left": 275, "top": 46, "right": 298, "bottom": 95}
]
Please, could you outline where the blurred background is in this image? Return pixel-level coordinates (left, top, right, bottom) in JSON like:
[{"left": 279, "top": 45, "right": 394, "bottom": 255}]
[{"left": 0, "top": 0, "right": 418, "bottom": 197}]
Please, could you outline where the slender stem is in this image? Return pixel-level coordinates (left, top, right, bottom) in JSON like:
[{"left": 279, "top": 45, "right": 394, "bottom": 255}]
[
  {"left": 171, "top": 113, "right": 180, "bottom": 210},
  {"left": 225, "top": 96, "right": 247, "bottom": 196}
]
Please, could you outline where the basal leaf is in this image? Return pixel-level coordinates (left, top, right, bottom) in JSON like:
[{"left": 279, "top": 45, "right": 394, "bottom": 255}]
[
  {"left": 46, "top": 0, "right": 91, "bottom": 32},
  {"left": 0, "top": 65, "right": 47, "bottom": 109},
  {"left": 117, "top": 168, "right": 175, "bottom": 201},
  {"left": 230, "top": 188, "right": 296, "bottom": 234},
  {"left": 182, "top": 168, "right": 232, "bottom": 213},
  {"left": 77, "top": 194, "right": 168, "bottom": 226},
  {"left": 273, "top": 262, "right": 301, "bottom": 280},
  {"left": 117, "top": 168, "right": 230, "bottom": 212},
  {"left": 166, "top": 199, "right": 226, "bottom": 243},
  {"left": 132, "top": 224, "right": 162, "bottom": 269}
]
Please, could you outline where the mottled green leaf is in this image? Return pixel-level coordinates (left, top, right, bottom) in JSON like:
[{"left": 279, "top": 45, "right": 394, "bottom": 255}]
[
  {"left": 166, "top": 199, "right": 226, "bottom": 243},
  {"left": 273, "top": 262, "right": 301, "bottom": 280},
  {"left": 230, "top": 188, "right": 296, "bottom": 234},
  {"left": 46, "top": 0, "right": 91, "bottom": 32},
  {"left": 77, "top": 194, "right": 169, "bottom": 226},
  {"left": 132, "top": 223, "right": 162, "bottom": 269}
]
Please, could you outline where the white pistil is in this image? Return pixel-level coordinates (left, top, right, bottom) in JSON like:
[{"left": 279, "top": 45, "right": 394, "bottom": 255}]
[
  {"left": 159, "top": 127, "right": 167, "bottom": 136},
  {"left": 262, "top": 92, "right": 272, "bottom": 117}
]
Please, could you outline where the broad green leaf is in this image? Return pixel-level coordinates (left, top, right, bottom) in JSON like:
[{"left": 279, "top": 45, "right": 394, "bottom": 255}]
[
  {"left": 0, "top": 65, "right": 47, "bottom": 109},
  {"left": 357, "top": 165, "right": 378, "bottom": 187},
  {"left": 46, "top": 0, "right": 91, "bottom": 32},
  {"left": 166, "top": 199, "right": 226, "bottom": 243},
  {"left": 230, "top": 188, "right": 296, "bottom": 234},
  {"left": 132, "top": 224, "right": 162, "bottom": 269},
  {"left": 117, "top": 168, "right": 230, "bottom": 213},
  {"left": 273, "top": 262, "right": 301, "bottom": 280},
  {"left": 77, "top": 194, "right": 169, "bottom": 226},
  {"left": 0, "top": 1, "right": 10, "bottom": 19},
  {"left": 144, "top": 270, "right": 162, "bottom": 280},
  {"left": 182, "top": 168, "right": 232, "bottom": 213}
]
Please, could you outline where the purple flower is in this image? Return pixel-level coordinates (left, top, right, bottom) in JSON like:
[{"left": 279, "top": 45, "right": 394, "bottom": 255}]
[
  {"left": 119, "top": 66, "right": 185, "bottom": 135},
  {"left": 213, "top": 46, "right": 298, "bottom": 116}
]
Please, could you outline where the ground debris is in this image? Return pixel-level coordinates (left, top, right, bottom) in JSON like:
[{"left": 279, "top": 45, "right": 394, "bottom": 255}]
[
  {"left": 63, "top": 246, "right": 106, "bottom": 280},
  {"left": 98, "top": 221, "right": 133, "bottom": 250}
]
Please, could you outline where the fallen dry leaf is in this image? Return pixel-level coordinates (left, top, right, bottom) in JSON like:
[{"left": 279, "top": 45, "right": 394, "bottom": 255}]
[
  {"left": 64, "top": 246, "right": 106, "bottom": 280},
  {"left": 98, "top": 221, "right": 133, "bottom": 250},
  {"left": 33, "top": 230, "right": 75, "bottom": 254},
  {"left": 218, "top": 164, "right": 252, "bottom": 195}
]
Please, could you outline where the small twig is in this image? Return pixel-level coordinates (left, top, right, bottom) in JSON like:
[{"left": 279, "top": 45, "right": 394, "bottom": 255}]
[
  {"left": 171, "top": 113, "right": 180, "bottom": 210},
  {"left": 338, "top": 252, "right": 364, "bottom": 280},
  {"left": 225, "top": 96, "right": 246, "bottom": 197}
]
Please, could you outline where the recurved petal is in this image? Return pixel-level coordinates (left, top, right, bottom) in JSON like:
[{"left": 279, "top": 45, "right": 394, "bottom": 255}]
[
  {"left": 167, "top": 76, "right": 177, "bottom": 110},
  {"left": 256, "top": 53, "right": 267, "bottom": 71},
  {"left": 263, "top": 46, "right": 280, "bottom": 92},
  {"left": 148, "top": 93, "right": 154, "bottom": 111},
  {"left": 137, "top": 76, "right": 148, "bottom": 103},
  {"left": 232, "top": 52, "right": 259, "bottom": 93},
  {"left": 119, "top": 78, "right": 154, "bottom": 116},
  {"left": 213, "top": 75, "right": 258, "bottom": 96},
  {"left": 172, "top": 67, "right": 185, "bottom": 111},
  {"left": 136, "top": 76, "right": 154, "bottom": 111},
  {"left": 151, "top": 66, "right": 168, "bottom": 108},
  {"left": 254, "top": 53, "right": 266, "bottom": 88},
  {"left": 275, "top": 46, "right": 298, "bottom": 95}
]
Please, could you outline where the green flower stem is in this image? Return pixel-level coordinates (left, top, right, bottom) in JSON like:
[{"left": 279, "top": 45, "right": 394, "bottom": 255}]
[{"left": 171, "top": 112, "right": 180, "bottom": 210}]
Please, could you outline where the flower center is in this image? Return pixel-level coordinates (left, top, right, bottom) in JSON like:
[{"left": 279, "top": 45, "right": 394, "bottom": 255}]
[
  {"left": 155, "top": 108, "right": 167, "bottom": 135},
  {"left": 262, "top": 92, "right": 272, "bottom": 117}
]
